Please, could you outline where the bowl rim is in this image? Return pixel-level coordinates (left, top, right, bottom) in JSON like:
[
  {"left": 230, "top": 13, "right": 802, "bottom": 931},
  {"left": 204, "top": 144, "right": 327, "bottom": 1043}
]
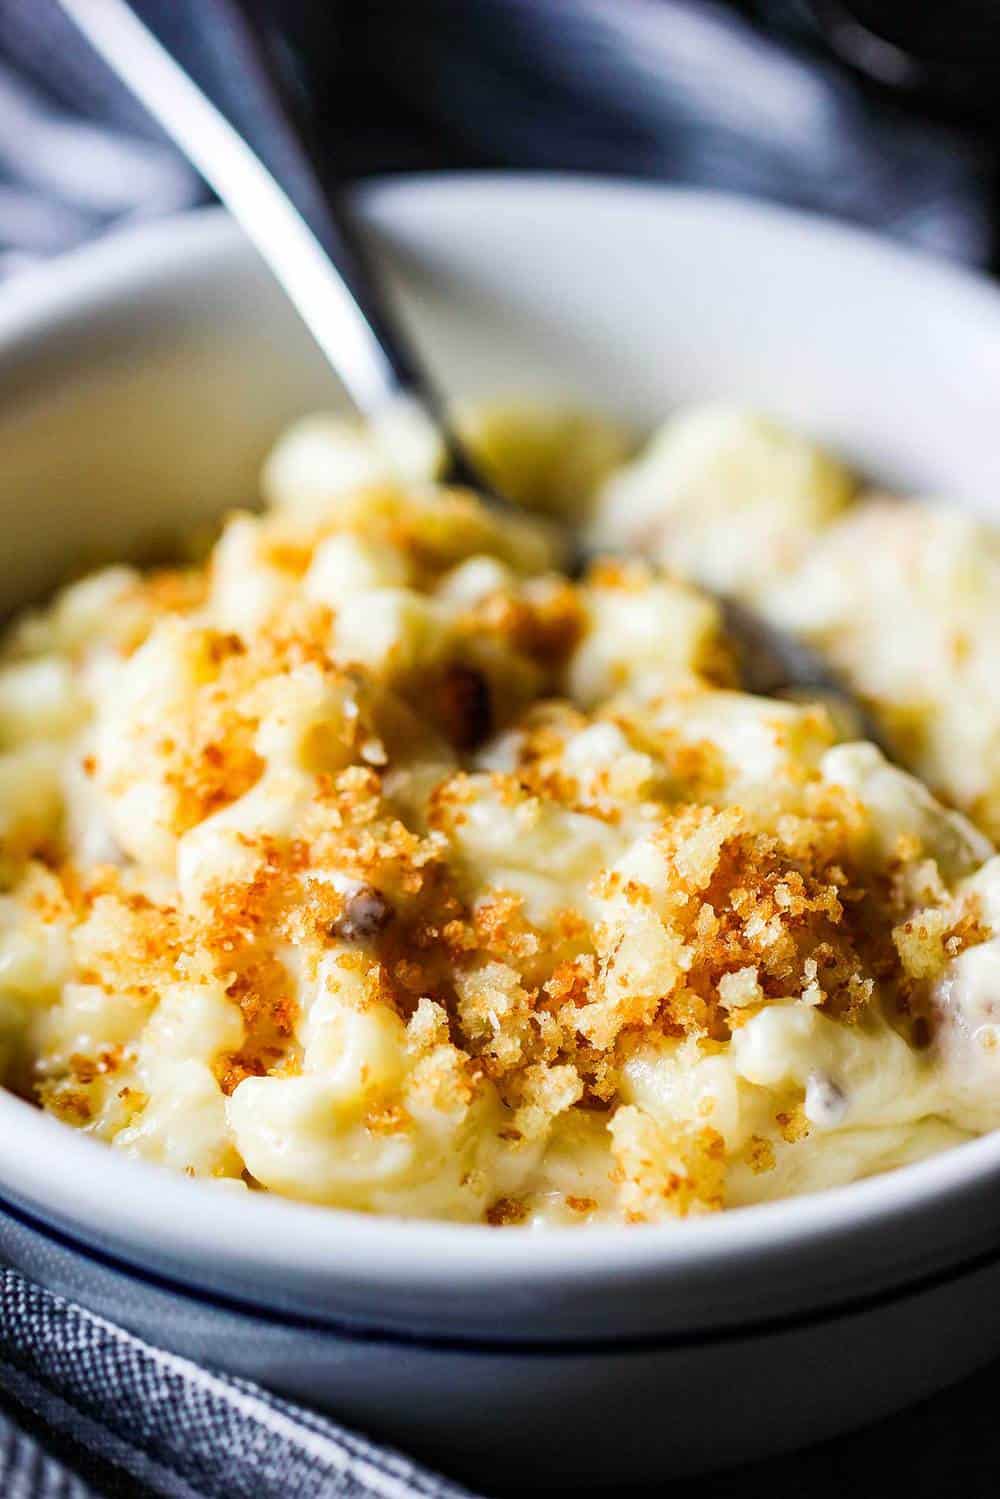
[{"left": 4, "top": 171, "right": 1000, "bottom": 1297}]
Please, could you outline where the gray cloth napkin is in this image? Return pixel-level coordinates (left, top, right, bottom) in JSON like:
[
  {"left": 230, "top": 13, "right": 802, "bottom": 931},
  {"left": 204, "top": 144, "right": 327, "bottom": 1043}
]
[
  {"left": 0, "top": 1268, "right": 477, "bottom": 1499},
  {"left": 348, "top": 0, "right": 999, "bottom": 265},
  {"left": 0, "top": 0, "right": 995, "bottom": 272},
  {"left": 0, "top": 0, "right": 199, "bottom": 276}
]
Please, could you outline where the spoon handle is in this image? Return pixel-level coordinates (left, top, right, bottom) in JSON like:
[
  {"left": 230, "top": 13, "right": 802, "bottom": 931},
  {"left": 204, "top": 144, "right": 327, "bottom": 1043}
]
[{"left": 55, "top": 0, "right": 465, "bottom": 448}]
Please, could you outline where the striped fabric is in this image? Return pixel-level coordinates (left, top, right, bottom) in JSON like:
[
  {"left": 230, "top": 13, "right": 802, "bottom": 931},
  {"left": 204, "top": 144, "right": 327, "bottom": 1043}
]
[
  {"left": 0, "top": 1409, "right": 98, "bottom": 1499},
  {"left": 0, "top": 1268, "right": 476, "bottom": 1499}
]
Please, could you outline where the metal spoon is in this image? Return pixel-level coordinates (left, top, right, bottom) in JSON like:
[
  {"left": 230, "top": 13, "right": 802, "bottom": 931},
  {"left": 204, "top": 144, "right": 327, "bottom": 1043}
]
[
  {"left": 56, "top": 0, "right": 882, "bottom": 740},
  {"left": 56, "top": 0, "right": 493, "bottom": 495}
]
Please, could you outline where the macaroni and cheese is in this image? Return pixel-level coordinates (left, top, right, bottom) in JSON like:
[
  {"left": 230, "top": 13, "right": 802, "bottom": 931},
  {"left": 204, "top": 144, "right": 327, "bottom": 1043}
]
[{"left": 3, "top": 404, "right": 1000, "bottom": 1226}]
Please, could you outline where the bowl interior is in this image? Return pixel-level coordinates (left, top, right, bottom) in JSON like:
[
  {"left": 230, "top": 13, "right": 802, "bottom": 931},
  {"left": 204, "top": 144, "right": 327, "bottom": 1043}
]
[{"left": 5, "top": 174, "right": 1000, "bottom": 615}]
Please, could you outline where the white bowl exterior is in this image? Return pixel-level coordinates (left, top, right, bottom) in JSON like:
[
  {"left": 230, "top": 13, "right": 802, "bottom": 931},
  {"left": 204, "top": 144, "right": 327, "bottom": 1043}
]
[
  {"left": 5, "top": 1195, "right": 1000, "bottom": 1486},
  {"left": 2, "top": 180, "right": 1000, "bottom": 1349}
]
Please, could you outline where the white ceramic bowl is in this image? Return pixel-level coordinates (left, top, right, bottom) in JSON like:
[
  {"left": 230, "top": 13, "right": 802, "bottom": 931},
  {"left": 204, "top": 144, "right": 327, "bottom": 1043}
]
[{"left": 4, "top": 176, "right": 1000, "bottom": 1487}]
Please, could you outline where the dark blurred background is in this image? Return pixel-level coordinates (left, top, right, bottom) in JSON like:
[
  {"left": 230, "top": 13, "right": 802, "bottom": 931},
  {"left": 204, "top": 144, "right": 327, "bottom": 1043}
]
[{"left": 1, "top": 0, "right": 1000, "bottom": 278}]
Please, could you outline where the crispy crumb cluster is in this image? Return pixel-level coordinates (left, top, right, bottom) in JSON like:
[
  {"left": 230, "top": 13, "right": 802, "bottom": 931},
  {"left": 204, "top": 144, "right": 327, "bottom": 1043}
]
[{"left": 3, "top": 404, "right": 1000, "bottom": 1226}]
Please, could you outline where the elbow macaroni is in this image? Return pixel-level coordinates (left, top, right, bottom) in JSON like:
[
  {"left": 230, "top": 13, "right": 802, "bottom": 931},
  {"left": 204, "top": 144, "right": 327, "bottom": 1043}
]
[{"left": 3, "top": 402, "right": 1000, "bottom": 1226}]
